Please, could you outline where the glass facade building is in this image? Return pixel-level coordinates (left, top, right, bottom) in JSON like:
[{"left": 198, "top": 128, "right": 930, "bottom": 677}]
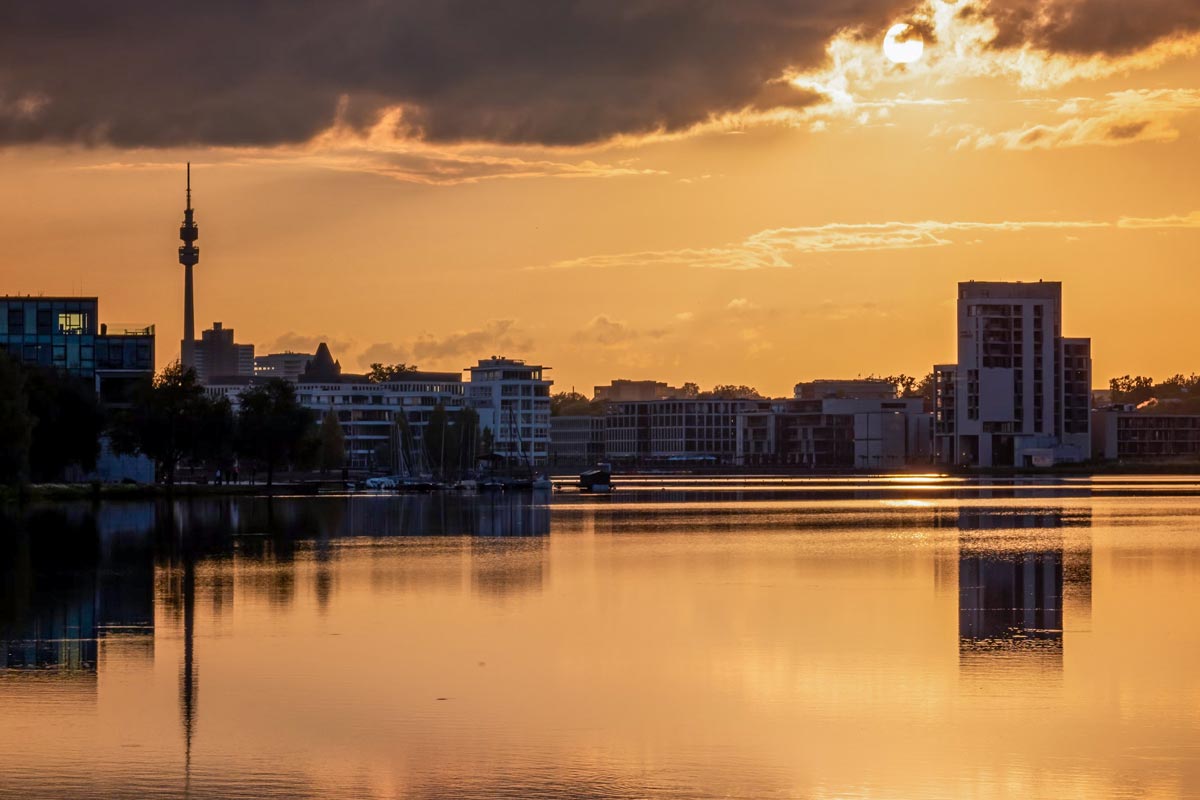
[{"left": 0, "top": 297, "right": 155, "bottom": 404}]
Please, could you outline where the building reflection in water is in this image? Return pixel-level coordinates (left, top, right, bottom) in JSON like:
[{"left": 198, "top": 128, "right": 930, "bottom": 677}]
[
  {"left": 0, "top": 504, "right": 155, "bottom": 671},
  {"left": 1, "top": 493, "right": 551, "bottom": 670},
  {"left": 951, "top": 506, "right": 1092, "bottom": 671},
  {"left": 0, "top": 494, "right": 552, "bottom": 792}
]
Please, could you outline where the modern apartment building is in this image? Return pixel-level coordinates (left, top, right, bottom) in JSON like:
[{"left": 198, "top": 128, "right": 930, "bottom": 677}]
[
  {"left": 467, "top": 357, "right": 553, "bottom": 466},
  {"left": 934, "top": 281, "right": 1091, "bottom": 467},
  {"left": 193, "top": 321, "right": 254, "bottom": 384},
  {"left": 736, "top": 400, "right": 854, "bottom": 467},
  {"left": 297, "top": 371, "right": 465, "bottom": 471},
  {"left": 736, "top": 397, "right": 930, "bottom": 469}
]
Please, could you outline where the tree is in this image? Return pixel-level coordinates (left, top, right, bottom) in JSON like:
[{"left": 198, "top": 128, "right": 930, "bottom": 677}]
[
  {"left": 455, "top": 406, "right": 480, "bottom": 471},
  {"left": 317, "top": 410, "right": 345, "bottom": 474},
  {"left": 680, "top": 382, "right": 701, "bottom": 398},
  {"left": 110, "top": 362, "right": 210, "bottom": 486},
  {"left": 551, "top": 391, "right": 603, "bottom": 416},
  {"left": 424, "top": 402, "right": 454, "bottom": 478},
  {"left": 702, "top": 384, "right": 763, "bottom": 400},
  {"left": 195, "top": 396, "right": 236, "bottom": 475},
  {"left": 479, "top": 426, "right": 495, "bottom": 457},
  {"left": 911, "top": 372, "right": 935, "bottom": 402},
  {"left": 1109, "top": 375, "right": 1155, "bottom": 405},
  {"left": 23, "top": 366, "right": 104, "bottom": 482},
  {"left": 235, "top": 379, "right": 317, "bottom": 487},
  {"left": 367, "top": 363, "right": 418, "bottom": 383},
  {"left": 0, "top": 352, "right": 32, "bottom": 485}
]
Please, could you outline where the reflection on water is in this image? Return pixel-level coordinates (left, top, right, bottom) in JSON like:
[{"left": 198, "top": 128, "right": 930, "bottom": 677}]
[{"left": 1, "top": 480, "right": 1200, "bottom": 799}]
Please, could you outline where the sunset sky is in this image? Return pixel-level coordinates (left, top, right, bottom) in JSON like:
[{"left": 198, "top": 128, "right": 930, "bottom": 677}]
[{"left": 2, "top": 0, "right": 1199, "bottom": 396}]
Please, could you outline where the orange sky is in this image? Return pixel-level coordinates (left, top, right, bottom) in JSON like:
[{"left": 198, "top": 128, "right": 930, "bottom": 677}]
[{"left": 1, "top": 1, "right": 1198, "bottom": 396}]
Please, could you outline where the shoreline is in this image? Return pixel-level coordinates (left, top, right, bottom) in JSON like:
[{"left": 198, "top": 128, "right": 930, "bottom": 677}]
[{"left": 4, "top": 463, "right": 1200, "bottom": 505}]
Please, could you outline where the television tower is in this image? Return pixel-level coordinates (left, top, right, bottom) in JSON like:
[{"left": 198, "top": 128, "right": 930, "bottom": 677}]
[{"left": 178, "top": 163, "right": 200, "bottom": 370}]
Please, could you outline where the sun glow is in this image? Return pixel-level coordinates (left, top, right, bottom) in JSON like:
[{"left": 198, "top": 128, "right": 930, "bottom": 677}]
[{"left": 883, "top": 23, "right": 924, "bottom": 64}]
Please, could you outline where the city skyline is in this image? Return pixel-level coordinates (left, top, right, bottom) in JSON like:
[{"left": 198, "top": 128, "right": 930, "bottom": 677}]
[{"left": 2, "top": 2, "right": 1199, "bottom": 396}]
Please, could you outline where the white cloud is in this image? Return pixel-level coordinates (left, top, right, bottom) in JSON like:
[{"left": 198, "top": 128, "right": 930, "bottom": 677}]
[{"left": 542, "top": 218, "right": 1109, "bottom": 272}]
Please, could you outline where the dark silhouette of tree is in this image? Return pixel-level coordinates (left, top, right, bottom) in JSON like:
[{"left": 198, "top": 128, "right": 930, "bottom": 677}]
[
  {"left": 680, "top": 382, "right": 701, "bottom": 398},
  {"left": 424, "top": 402, "right": 453, "bottom": 478},
  {"left": 702, "top": 384, "right": 763, "bottom": 400},
  {"left": 317, "top": 410, "right": 345, "bottom": 474},
  {"left": 1109, "top": 375, "right": 1156, "bottom": 405},
  {"left": 195, "top": 396, "right": 236, "bottom": 476},
  {"left": 235, "top": 379, "right": 316, "bottom": 487},
  {"left": 110, "top": 362, "right": 210, "bottom": 486},
  {"left": 23, "top": 366, "right": 103, "bottom": 482},
  {"left": 0, "top": 352, "right": 32, "bottom": 485},
  {"left": 456, "top": 406, "right": 480, "bottom": 472},
  {"left": 479, "top": 426, "right": 495, "bottom": 457},
  {"left": 367, "top": 363, "right": 418, "bottom": 382},
  {"left": 551, "top": 391, "right": 603, "bottom": 416}
]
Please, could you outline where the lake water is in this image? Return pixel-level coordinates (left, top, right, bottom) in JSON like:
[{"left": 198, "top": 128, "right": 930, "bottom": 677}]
[{"left": 3, "top": 476, "right": 1200, "bottom": 799}]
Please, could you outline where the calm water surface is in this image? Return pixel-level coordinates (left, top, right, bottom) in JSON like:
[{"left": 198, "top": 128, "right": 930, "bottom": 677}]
[{"left": 3, "top": 476, "right": 1200, "bottom": 799}]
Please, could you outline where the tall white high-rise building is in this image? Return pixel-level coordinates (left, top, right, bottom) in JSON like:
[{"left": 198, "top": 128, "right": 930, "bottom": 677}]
[{"left": 934, "top": 281, "right": 1091, "bottom": 467}]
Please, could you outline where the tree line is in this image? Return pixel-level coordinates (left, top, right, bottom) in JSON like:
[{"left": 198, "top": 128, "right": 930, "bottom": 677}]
[
  {"left": 0, "top": 355, "right": 321, "bottom": 487},
  {"left": 1108, "top": 374, "right": 1200, "bottom": 411}
]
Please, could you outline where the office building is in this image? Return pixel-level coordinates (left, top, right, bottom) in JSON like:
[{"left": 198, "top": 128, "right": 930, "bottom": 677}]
[
  {"left": 1092, "top": 409, "right": 1200, "bottom": 461},
  {"left": 605, "top": 398, "right": 765, "bottom": 464},
  {"left": 550, "top": 415, "right": 606, "bottom": 466},
  {"left": 467, "top": 357, "right": 553, "bottom": 466},
  {"left": 0, "top": 296, "right": 154, "bottom": 407},
  {"left": 794, "top": 379, "right": 896, "bottom": 401},
  {"left": 193, "top": 322, "right": 254, "bottom": 384},
  {"left": 594, "top": 379, "right": 690, "bottom": 402},
  {"left": 934, "top": 281, "right": 1091, "bottom": 467},
  {"left": 254, "top": 351, "right": 312, "bottom": 382}
]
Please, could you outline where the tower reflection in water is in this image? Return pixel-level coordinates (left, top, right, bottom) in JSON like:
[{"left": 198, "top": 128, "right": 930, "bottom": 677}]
[{"left": 954, "top": 505, "right": 1092, "bottom": 670}]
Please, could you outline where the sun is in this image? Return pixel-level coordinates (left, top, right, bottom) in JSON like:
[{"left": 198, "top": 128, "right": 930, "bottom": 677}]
[{"left": 883, "top": 23, "right": 924, "bottom": 64}]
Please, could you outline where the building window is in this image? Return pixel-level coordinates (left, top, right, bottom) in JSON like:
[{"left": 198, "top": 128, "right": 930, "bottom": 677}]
[{"left": 57, "top": 312, "right": 88, "bottom": 335}]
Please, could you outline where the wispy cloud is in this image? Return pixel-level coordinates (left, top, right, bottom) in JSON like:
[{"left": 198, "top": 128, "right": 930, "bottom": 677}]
[
  {"left": 944, "top": 89, "right": 1200, "bottom": 150},
  {"left": 541, "top": 218, "right": 1109, "bottom": 272},
  {"left": 1118, "top": 211, "right": 1200, "bottom": 228}
]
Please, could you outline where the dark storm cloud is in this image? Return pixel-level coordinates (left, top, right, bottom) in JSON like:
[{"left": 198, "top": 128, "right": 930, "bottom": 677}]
[
  {"left": 982, "top": 0, "right": 1200, "bottom": 56},
  {"left": 0, "top": 0, "right": 910, "bottom": 148}
]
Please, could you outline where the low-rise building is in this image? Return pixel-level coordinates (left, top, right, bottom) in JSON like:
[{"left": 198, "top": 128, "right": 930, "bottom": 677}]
[
  {"left": 594, "top": 379, "right": 690, "bottom": 402},
  {"left": 1092, "top": 409, "right": 1200, "bottom": 461},
  {"left": 208, "top": 343, "right": 466, "bottom": 471},
  {"left": 550, "top": 415, "right": 606, "bottom": 466},
  {"left": 736, "top": 400, "right": 854, "bottom": 468},
  {"left": 254, "top": 351, "right": 312, "bottom": 382},
  {"left": 794, "top": 379, "right": 896, "bottom": 401},
  {"left": 736, "top": 397, "right": 931, "bottom": 469},
  {"left": 605, "top": 398, "right": 765, "bottom": 464}
]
